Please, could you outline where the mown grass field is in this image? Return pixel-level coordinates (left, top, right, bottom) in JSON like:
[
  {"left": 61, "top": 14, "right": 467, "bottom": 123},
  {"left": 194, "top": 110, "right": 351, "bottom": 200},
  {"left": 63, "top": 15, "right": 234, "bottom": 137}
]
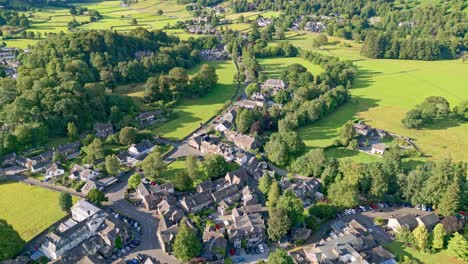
[
  {"left": 0, "top": 181, "right": 78, "bottom": 242},
  {"left": 284, "top": 32, "right": 468, "bottom": 161},
  {"left": 159, "top": 158, "right": 186, "bottom": 184},
  {"left": 152, "top": 60, "right": 237, "bottom": 140},
  {"left": 385, "top": 242, "right": 465, "bottom": 264},
  {"left": 258, "top": 56, "right": 324, "bottom": 79}
]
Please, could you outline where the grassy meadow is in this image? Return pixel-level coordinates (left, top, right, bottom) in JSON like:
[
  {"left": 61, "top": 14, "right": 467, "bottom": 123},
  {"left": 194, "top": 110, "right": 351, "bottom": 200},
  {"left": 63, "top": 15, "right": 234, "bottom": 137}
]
[
  {"left": 0, "top": 181, "right": 78, "bottom": 242},
  {"left": 385, "top": 242, "right": 465, "bottom": 264},
  {"left": 152, "top": 60, "right": 237, "bottom": 140},
  {"left": 282, "top": 32, "right": 468, "bottom": 161},
  {"left": 258, "top": 56, "right": 324, "bottom": 79}
]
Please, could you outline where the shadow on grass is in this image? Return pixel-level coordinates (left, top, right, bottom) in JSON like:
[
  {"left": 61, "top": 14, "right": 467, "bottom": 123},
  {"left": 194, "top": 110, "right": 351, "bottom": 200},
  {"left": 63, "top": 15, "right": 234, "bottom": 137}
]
[
  {"left": 422, "top": 117, "right": 465, "bottom": 130},
  {"left": 351, "top": 66, "right": 382, "bottom": 90},
  {"left": 0, "top": 218, "right": 26, "bottom": 260},
  {"left": 385, "top": 242, "right": 423, "bottom": 264}
]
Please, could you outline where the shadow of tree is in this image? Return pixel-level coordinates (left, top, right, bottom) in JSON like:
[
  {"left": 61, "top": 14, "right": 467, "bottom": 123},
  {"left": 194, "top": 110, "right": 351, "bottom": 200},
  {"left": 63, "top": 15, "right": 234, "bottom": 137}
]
[{"left": 0, "top": 218, "right": 25, "bottom": 261}]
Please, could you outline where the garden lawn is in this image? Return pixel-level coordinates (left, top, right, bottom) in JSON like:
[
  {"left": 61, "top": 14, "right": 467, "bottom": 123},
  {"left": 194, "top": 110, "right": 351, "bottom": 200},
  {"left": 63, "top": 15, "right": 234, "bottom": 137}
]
[
  {"left": 152, "top": 60, "right": 237, "bottom": 140},
  {"left": 0, "top": 182, "right": 78, "bottom": 242},
  {"left": 158, "top": 159, "right": 185, "bottom": 184},
  {"left": 385, "top": 242, "right": 465, "bottom": 264}
]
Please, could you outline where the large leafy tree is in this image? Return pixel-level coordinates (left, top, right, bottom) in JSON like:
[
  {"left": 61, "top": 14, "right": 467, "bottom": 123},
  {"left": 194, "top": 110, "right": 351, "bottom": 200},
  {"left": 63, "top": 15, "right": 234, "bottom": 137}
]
[
  {"left": 447, "top": 232, "right": 468, "bottom": 262},
  {"left": 82, "top": 138, "right": 104, "bottom": 164},
  {"left": 86, "top": 189, "right": 107, "bottom": 206},
  {"left": 268, "top": 207, "right": 291, "bottom": 242},
  {"left": 276, "top": 190, "right": 304, "bottom": 226},
  {"left": 432, "top": 223, "right": 446, "bottom": 250},
  {"left": 258, "top": 173, "right": 272, "bottom": 195},
  {"left": 128, "top": 174, "right": 142, "bottom": 189},
  {"left": 328, "top": 179, "right": 359, "bottom": 208},
  {"left": 58, "top": 192, "right": 73, "bottom": 213},
  {"left": 268, "top": 249, "right": 294, "bottom": 264},
  {"left": 119, "top": 127, "right": 138, "bottom": 145},
  {"left": 438, "top": 181, "right": 461, "bottom": 216},
  {"left": 202, "top": 154, "right": 229, "bottom": 179},
  {"left": 173, "top": 221, "right": 202, "bottom": 261},
  {"left": 266, "top": 180, "right": 281, "bottom": 208},
  {"left": 139, "top": 148, "right": 165, "bottom": 180},
  {"left": 105, "top": 154, "right": 120, "bottom": 176},
  {"left": 412, "top": 225, "right": 429, "bottom": 252}
]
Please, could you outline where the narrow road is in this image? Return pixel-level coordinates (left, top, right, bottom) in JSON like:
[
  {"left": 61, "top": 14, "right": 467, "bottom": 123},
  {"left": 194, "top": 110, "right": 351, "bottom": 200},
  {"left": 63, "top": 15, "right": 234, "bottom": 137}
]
[{"left": 9, "top": 174, "right": 85, "bottom": 197}]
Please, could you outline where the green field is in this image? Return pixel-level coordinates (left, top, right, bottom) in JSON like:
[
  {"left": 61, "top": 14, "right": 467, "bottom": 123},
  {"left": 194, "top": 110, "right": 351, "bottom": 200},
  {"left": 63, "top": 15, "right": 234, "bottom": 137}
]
[
  {"left": 385, "top": 242, "right": 465, "bottom": 264},
  {"left": 258, "top": 56, "right": 324, "bottom": 79},
  {"left": 152, "top": 60, "right": 237, "bottom": 140},
  {"left": 285, "top": 32, "right": 468, "bottom": 161},
  {"left": 0, "top": 182, "right": 78, "bottom": 243}
]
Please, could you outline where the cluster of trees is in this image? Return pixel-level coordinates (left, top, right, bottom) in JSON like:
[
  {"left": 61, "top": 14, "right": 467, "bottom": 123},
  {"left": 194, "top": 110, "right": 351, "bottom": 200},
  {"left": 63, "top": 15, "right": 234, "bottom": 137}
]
[
  {"left": 248, "top": 0, "right": 466, "bottom": 60},
  {"left": 144, "top": 64, "right": 218, "bottom": 103},
  {"left": 290, "top": 144, "right": 467, "bottom": 217},
  {"left": 396, "top": 224, "right": 468, "bottom": 262},
  {"left": 0, "top": 10, "right": 29, "bottom": 27},
  {"left": 402, "top": 96, "right": 451, "bottom": 129},
  {"left": 265, "top": 131, "right": 305, "bottom": 166},
  {"left": 361, "top": 31, "right": 457, "bottom": 60},
  {"left": 0, "top": 28, "right": 210, "bottom": 155}
]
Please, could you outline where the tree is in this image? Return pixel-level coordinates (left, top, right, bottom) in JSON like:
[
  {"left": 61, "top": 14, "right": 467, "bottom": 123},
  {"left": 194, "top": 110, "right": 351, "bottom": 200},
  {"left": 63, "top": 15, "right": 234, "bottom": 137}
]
[
  {"left": 395, "top": 227, "right": 413, "bottom": 246},
  {"left": 0, "top": 218, "right": 25, "bottom": 261},
  {"left": 105, "top": 155, "right": 120, "bottom": 176},
  {"left": 268, "top": 249, "right": 294, "bottom": 264},
  {"left": 86, "top": 189, "right": 107, "bottom": 206},
  {"left": 139, "top": 148, "right": 165, "bottom": 180},
  {"left": 291, "top": 149, "right": 326, "bottom": 177},
  {"left": 338, "top": 121, "right": 355, "bottom": 146},
  {"left": 447, "top": 232, "right": 468, "bottom": 262},
  {"left": 119, "top": 126, "right": 137, "bottom": 145},
  {"left": 203, "top": 154, "right": 229, "bottom": 179},
  {"left": 328, "top": 180, "right": 359, "bottom": 208},
  {"left": 432, "top": 223, "right": 446, "bottom": 250},
  {"left": 156, "top": 9, "right": 163, "bottom": 15},
  {"left": 412, "top": 225, "right": 429, "bottom": 252},
  {"left": 268, "top": 207, "right": 291, "bottom": 242},
  {"left": 67, "top": 122, "right": 78, "bottom": 140},
  {"left": 453, "top": 100, "right": 468, "bottom": 120},
  {"left": 258, "top": 173, "right": 272, "bottom": 195},
  {"left": 130, "top": 18, "right": 138, "bottom": 25},
  {"left": 186, "top": 155, "right": 200, "bottom": 181},
  {"left": 174, "top": 171, "right": 193, "bottom": 191},
  {"left": 52, "top": 151, "right": 65, "bottom": 163},
  {"left": 308, "top": 202, "right": 337, "bottom": 220},
  {"left": 173, "top": 221, "right": 202, "bottom": 261},
  {"left": 128, "top": 174, "right": 141, "bottom": 189},
  {"left": 402, "top": 109, "right": 425, "bottom": 129},
  {"left": 313, "top": 34, "right": 328, "bottom": 48},
  {"left": 236, "top": 108, "right": 254, "bottom": 134},
  {"left": 115, "top": 236, "right": 123, "bottom": 249},
  {"left": 369, "top": 163, "right": 388, "bottom": 201},
  {"left": 58, "top": 192, "right": 73, "bottom": 212},
  {"left": 82, "top": 138, "right": 104, "bottom": 164},
  {"left": 276, "top": 190, "right": 304, "bottom": 226},
  {"left": 438, "top": 181, "right": 461, "bottom": 216},
  {"left": 245, "top": 83, "right": 259, "bottom": 97},
  {"left": 266, "top": 180, "right": 280, "bottom": 208}
]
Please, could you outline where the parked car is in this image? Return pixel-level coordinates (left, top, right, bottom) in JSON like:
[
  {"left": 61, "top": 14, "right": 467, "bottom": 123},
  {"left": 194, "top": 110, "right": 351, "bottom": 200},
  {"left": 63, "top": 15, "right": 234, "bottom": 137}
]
[
  {"left": 235, "top": 257, "right": 246, "bottom": 263},
  {"left": 258, "top": 244, "right": 265, "bottom": 253},
  {"left": 359, "top": 206, "right": 367, "bottom": 212}
]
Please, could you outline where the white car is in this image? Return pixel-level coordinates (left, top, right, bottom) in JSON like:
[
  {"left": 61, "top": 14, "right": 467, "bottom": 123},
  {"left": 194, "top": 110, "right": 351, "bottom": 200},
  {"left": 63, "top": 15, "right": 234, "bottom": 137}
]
[{"left": 258, "top": 244, "right": 265, "bottom": 253}]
